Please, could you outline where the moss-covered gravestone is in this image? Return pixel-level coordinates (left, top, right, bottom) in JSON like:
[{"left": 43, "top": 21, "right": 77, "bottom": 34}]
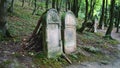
[
  {"left": 94, "top": 19, "right": 99, "bottom": 32},
  {"left": 28, "top": 9, "right": 62, "bottom": 58},
  {"left": 61, "top": 11, "right": 77, "bottom": 54},
  {"left": 42, "top": 9, "right": 62, "bottom": 58}
]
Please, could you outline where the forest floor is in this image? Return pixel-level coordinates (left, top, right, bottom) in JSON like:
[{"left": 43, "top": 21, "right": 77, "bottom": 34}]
[
  {"left": 0, "top": 28, "right": 119, "bottom": 68},
  {"left": 66, "top": 29, "right": 120, "bottom": 68}
]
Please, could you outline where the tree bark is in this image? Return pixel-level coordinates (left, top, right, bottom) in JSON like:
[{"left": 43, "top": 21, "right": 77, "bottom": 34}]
[
  {"left": 65, "top": 0, "right": 71, "bottom": 11},
  {"left": 71, "top": 0, "right": 81, "bottom": 18},
  {"left": 79, "top": 0, "right": 88, "bottom": 33},
  {"left": 104, "top": 0, "right": 108, "bottom": 27},
  {"left": 0, "top": 0, "right": 10, "bottom": 37},
  {"left": 88, "top": 0, "right": 96, "bottom": 20},
  {"left": 105, "top": 0, "right": 115, "bottom": 38},
  {"left": 116, "top": 8, "right": 120, "bottom": 33},
  {"left": 22, "top": 0, "right": 25, "bottom": 7},
  {"left": 46, "top": 0, "right": 49, "bottom": 10},
  {"left": 56, "top": 0, "right": 58, "bottom": 9},
  {"left": 52, "top": 0, "right": 55, "bottom": 8},
  {"left": 8, "top": 0, "right": 14, "bottom": 13},
  {"left": 32, "top": 0, "right": 37, "bottom": 15},
  {"left": 98, "top": 0, "right": 105, "bottom": 29}
]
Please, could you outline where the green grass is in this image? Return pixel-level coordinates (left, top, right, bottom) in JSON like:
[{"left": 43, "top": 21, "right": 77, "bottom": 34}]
[
  {"left": 34, "top": 57, "right": 63, "bottom": 68},
  {"left": 78, "top": 31, "right": 119, "bottom": 46},
  {"left": 7, "top": 0, "right": 42, "bottom": 40}
]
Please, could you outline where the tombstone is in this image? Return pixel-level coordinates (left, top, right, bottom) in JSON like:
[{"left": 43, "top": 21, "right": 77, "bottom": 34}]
[
  {"left": 102, "top": 22, "right": 104, "bottom": 30},
  {"left": 61, "top": 11, "right": 76, "bottom": 54},
  {"left": 42, "top": 9, "right": 62, "bottom": 58},
  {"left": 94, "top": 19, "right": 99, "bottom": 32}
]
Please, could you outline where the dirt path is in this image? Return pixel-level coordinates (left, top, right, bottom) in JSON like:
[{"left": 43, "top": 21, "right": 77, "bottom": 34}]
[
  {"left": 98, "top": 29, "right": 120, "bottom": 42},
  {"left": 66, "top": 29, "right": 120, "bottom": 68},
  {"left": 111, "top": 30, "right": 120, "bottom": 42},
  {"left": 0, "top": 41, "right": 35, "bottom": 68}
]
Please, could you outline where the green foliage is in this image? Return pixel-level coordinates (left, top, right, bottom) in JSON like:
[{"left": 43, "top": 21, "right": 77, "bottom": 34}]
[
  {"left": 0, "top": 59, "right": 24, "bottom": 68},
  {"left": 105, "top": 38, "right": 119, "bottom": 45},
  {"left": 78, "top": 32, "right": 100, "bottom": 43},
  {"left": 100, "top": 60, "right": 110, "bottom": 65},
  {"left": 78, "top": 12, "right": 85, "bottom": 19},
  {"left": 13, "top": 52, "right": 22, "bottom": 57},
  {"left": 34, "top": 52, "right": 46, "bottom": 58},
  {"left": 82, "top": 46, "right": 100, "bottom": 53},
  {"left": 0, "top": 32, "right": 5, "bottom": 41},
  {"left": 78, "top": 31, "right": 119, "bottom": 46},
  {"left": 34, "top": 58, "right": 63, "bottom": 68},
  {"left": 69, "top": 53, "right": 87, "bottom": 62},
  {"left": 8, "top": 1, "right": 40, "bottom": 40},
  {"left": 36, "top": 2, "right": 45, "bottom": 8},
  {"left": 0, "top": 60, "right": 12, "bottom": 68}
]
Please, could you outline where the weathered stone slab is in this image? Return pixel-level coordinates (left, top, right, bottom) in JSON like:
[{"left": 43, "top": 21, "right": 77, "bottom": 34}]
[
  {"left": 94, "top": 19, "right": 99, "bottom": 32},
  {"left": 62, "top": 11, "right": 76, "bottom": 54},
  {"left": 43, "top": 9, "right": 62, "bottom": 58}
]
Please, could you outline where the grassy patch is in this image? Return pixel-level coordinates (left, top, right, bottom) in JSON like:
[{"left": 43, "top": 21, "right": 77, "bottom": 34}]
[
  {"left": 33, "top": 57, "right": 63, "bottom": 68},
  {"left": 7, "top": 0, "right": 42, "bottom": 41},
  {"left": 77, "top": 31, "right": 119, "bottom": 47}
]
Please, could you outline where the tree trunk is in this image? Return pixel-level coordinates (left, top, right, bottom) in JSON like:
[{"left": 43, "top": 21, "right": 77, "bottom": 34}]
[
  {"left": 22, "top": 0, "right": 25, "bottom": 7},
  {"left": 88, "top": 0, "right": 96, "bottom": 20},
  {"left": 71, "top": 0, "right": 81, "bottom": 18},
  {"left": 65, "top": 0, "right": 71, "bottom": 11},
  {"left": 79, "top": 0, "right": 88, "bottom": 33},
  {"left": 65, "top": 0, "right": 67, "bottom": 11},
  {"left": 56, "top": 0, "right": 58, "bottom": 10},
  {"left": 98, "top": 0, "right": 105, "bottom": 29},
  {"left": 88, "top": 0, "right": 92, "bottom": 19},
  {"left": 105, "top": 0, "right": 115, "bottom": 38},
  {"left": 46, "top": 0, "right": 49, "bottom": 10},
  {"left": 52, "top": 0, "right": 55, "bottom": 8},
  {"left": 116, "top": 18, "right": 119, "bottom": 33},
  {"left": 8, "top": 0, "right": 14, "bottom": 13},
  {"left": 32, "top": 0, "right": 37, "bottom": 15},
  {"left": 59, "top": 0, "right": 62, "bottom": 12},
  {"left": 104, "top": 0, "right": 108, "bottom": 27},
  {"left": 67, "top": 0, "right": 71, "bottom": 10},
  {"left": 0, "top": 0, "right": 11, "bottom": 37},
  {"left": 116, "top": 9, "right": 120, "bottom": 33}
]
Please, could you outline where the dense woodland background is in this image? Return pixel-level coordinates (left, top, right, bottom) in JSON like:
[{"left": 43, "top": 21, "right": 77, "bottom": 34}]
[{"left": 0, "top": 0, "right": 120, "bottom": 38}]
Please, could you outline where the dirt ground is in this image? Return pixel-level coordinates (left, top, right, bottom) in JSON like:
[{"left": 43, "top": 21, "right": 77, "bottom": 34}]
[
  {"left": 0, "top": 28, "right": 119, "bottom": 68},
  {"left": 66, "top": 29, "right": 120, "bottom": 68}
]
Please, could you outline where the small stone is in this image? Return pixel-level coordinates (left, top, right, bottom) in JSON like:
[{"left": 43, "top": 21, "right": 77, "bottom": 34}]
[
  {"left": 12, "top": 52, "right": 15, "bottom": 54},
  {"left": 100, "top": 60, "right": 110, "bottom": 65},
  {"left": 23, "top": 38, "right": 27, "bottom": 42}
]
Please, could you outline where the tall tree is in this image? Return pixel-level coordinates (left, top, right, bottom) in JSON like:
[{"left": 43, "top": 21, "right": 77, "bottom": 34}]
[
  {"left": 0, "top": 0, "right": 11, "bottom": 37},
  {"left": 116, "top": 5, "right": 120, "bottom": 33},
  {"left": 105, "top": 0, "right": 116, "bottom": 38},
  {"left": 116, "top": 13, "right": 120, "bottom": 33},
  {"left": 104, "top": 0, "right": 108, "bottom": 27},
  {"left": 65, "top": 0, "right": 71, "bottom": 11},
  {"left": 79, "top": 0, "right": 89, "bottom": 33},
  {"left": 8, "top": 0, "right": 14, "bottom": 13},
  {"left": 32, "top": 0, "right": 37, "bottom": 15},
  {"left": 45, "top": 0, "right": 49, "bottom": 10},
  {"left": 71, "top": 0, "right": 81, "bottom": 17},
  {"left": 52, "top": 0, "right": 55, "bottom": 8},
  {"left": 98, "top": 0, "right": 105, "bottom": 29},
  {"left": 22, "top": 0, "right": 25, "bottom": 7},
  {"left": 88, "top": 0, "right": 96, "bottom": 19}
]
